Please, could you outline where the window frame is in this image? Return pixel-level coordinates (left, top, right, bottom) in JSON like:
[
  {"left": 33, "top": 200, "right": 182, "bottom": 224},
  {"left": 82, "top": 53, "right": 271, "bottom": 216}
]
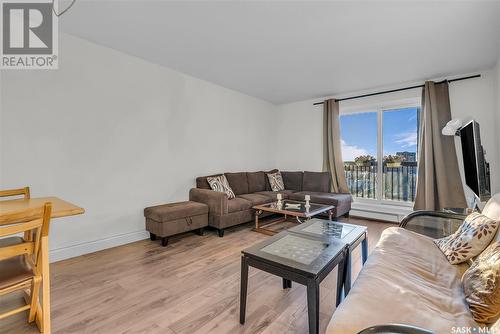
[{"left": 340, "top": 97, "right": 421, "bottom": 207}]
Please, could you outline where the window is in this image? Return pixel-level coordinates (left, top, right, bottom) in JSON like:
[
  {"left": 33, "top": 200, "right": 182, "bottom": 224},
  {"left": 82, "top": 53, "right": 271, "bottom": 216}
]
[
  {"left": 340, "top": 111, "right": 378, "bottom": 199},
  {"left": 382, "top": 107, "right": 418, "bottom": 202},
  {"left": 340, "top": 102, "right": 420, "bottom": 204}
]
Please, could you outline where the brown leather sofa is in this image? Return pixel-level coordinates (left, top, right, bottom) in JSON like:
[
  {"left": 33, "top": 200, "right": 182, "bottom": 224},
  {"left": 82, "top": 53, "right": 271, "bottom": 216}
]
[
  {"left": 189, "top": 170, "right": 352, "bottom": 236},
  {"left": 326, "top": 193, "right": 500, "bottom": 334}
]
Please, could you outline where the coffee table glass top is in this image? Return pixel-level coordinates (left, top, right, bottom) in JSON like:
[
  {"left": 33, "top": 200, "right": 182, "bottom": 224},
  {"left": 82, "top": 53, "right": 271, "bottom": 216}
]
[
  {"left": 253, "top": 200, "right": 334, "bottom": 217},
  {"left": 289, "top": 219, "right": 367, "bottom": 244},
  {"left": 261, "top": 235, "right": 328, "bottom": 265},
  {"left": 302, "top": 220, "right": 355, "bottom": 238},
  {"left": 242, "top": 231, "right": 346, "bottom": 275}
]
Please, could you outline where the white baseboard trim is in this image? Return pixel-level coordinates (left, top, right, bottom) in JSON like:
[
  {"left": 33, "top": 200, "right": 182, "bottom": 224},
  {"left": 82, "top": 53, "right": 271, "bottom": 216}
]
[
  {"left": 49, "top": 230, "right": 149, "bottom": 263},
  {"left": 350, "top": 209, "right": 401, "bottom": 223}
]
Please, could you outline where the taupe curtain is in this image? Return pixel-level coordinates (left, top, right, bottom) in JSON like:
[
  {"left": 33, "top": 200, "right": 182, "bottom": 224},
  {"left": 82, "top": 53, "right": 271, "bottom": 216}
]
[
  {"left": 323, "top": 99, "right": 349, "bottom": 193},
  {"left": 414, "top": 81, "right": 467, "bottom": 210}
]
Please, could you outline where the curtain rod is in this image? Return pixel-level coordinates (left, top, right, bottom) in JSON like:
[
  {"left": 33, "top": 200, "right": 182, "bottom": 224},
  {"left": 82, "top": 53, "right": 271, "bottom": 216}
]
[{"left": 312, "top": 74, "right": 481, "bottom": 106}]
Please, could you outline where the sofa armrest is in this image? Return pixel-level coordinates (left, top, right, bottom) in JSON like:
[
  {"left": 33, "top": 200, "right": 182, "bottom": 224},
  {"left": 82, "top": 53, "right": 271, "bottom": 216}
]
[
  {"left": 400, "top": 210, "right": 465, "bottom": 238},
  {"left": 357, "top": 324, "right": 434, "bottom": 334},
  {"left": 189, "top": 188, "right": 228, "bottom": 216}
]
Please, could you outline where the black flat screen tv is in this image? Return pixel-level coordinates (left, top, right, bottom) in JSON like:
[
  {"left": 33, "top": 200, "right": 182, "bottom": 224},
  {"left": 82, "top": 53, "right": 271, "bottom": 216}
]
[{"left": 459, "top": 120, "right": 491, "bottom": 201}]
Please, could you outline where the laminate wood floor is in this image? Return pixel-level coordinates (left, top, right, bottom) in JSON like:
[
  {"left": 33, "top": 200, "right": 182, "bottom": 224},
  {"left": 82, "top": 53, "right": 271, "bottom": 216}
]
[{"left": 1, "top": 217, "right": 395, "bottom": 334}]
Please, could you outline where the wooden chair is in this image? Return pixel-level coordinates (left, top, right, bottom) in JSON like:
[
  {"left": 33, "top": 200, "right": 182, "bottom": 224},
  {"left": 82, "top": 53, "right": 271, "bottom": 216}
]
[
  {"left": 0, "top": 202, "right": 52, "bottom": 333},
  {"left": 0, "top": 186, "right": 31, "bottom": 199},
  {"left": 0, "top": 187, "right": 32, "bottom": 241}
]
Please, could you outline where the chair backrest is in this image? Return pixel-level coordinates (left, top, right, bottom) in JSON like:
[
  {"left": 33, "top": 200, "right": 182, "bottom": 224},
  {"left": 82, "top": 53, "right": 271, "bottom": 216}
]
[
  {"left": 0, "top": 186, "right": 30, "bottom": 199},
  {"left": 482, "top": 193, "right": 500, "bottom": 243},
  {"left": 0, "top": 203, "right": 52, "bottom": 266}
]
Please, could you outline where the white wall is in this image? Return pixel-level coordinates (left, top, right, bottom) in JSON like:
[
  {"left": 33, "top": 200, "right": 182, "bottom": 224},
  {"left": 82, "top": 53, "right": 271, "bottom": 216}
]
[
  {"left": 274, "top": 70, "right": 500, "bottom": 216},
  {"left": 0, "top": 34, "right": 275, "bottom": 261},
  {"left": 496, "top": 59, "right": 500, "bottom": 172}
]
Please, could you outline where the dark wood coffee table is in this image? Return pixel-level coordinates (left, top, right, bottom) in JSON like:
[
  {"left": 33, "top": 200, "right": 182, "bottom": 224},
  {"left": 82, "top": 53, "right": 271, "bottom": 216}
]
[
  {"left": 289, "top": 218, "right": 368, "bottom": 296},
  {"left": 253, "top": 200, "right": 335, "bottom": 235},
  {"left": 240, "top": 231, "right": 347, "bottom": 334}
]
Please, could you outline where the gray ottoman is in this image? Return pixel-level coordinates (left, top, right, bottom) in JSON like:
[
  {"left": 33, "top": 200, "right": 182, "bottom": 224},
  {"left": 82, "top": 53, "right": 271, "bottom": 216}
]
[{"left": 144, "top": 201, "right": 208, "bottom": 246}]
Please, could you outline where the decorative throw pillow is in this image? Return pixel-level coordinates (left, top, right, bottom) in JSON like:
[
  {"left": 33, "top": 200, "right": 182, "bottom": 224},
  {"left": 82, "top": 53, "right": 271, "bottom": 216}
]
[
  {"left": 434, "top": 212, "right": 499, "bottom": 264},
  {"left": 267, "top": 171, "right": 285, "bottom": 192},
  {"left": 462, "top": 242, "right": 500, "bottom": 324},
  {"left": 206, "top": 175, "right": 235, "bottom": 199}
]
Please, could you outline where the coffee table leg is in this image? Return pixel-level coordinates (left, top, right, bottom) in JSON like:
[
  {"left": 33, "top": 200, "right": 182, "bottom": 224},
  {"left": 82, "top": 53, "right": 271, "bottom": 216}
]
[
  {"left": 254, "top": 210, "right": 263, "bottom": 232},
  {"left": 343, "top": 248, "right": 352, "bottom": 298},
  {"left": 328, "top": 209, "right": 333, "bottom": 221},
  {"left": 306, "top": 279, "right": 319, "bottom": 334},
  {"left": 282, "top": 278, "right": 292, "bottom": 289},
  {"left": 240, "top": 255, "right": 249, "bottom": 325},
  {"left": 255, "top": 211, "right": 259, "bottom": 230},
  {"left": 362, "top": 235, "right": 368, "bottom": 264},
  {"left": 338, "top": 255, "right": 348, "bottom": 306}
]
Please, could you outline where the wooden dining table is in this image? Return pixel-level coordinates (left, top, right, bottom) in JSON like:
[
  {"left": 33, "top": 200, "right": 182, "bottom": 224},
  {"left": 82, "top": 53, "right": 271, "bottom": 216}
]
[
  {"left": 0, "top": 196, "right": 84, "bottom": 217},
  {"left": 0, "top": 196, "right": 84, "bottom": 333}
]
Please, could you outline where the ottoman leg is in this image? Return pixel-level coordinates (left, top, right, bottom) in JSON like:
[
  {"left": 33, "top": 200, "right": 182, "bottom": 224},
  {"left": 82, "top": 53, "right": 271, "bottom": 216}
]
[
  {"left": 150, "top": 233, "right": 157, "bottom": 241},
  {"left": 196, "top": 228, "right": 205, "bottom": 236},
  {"left": 218, "top": 229, "right": 225, "bottom": 238},
  {"left": 161, "top": 237, "right": 169, "bottom": 247}
]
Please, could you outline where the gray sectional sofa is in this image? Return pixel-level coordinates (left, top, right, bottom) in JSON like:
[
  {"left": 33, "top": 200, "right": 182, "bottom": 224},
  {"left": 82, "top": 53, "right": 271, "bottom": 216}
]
[{"left": 189, "top": 170, "right": 352, "bottom": 236}]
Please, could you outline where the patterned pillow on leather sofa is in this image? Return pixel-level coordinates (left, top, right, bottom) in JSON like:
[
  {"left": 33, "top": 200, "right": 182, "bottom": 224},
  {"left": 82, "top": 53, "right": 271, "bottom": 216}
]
[
  {"left": 434, "top": 212, "right": 499, "bottom": 264},
  {"left": 462, "top": 242, "right": 500, "bottom": 324}
]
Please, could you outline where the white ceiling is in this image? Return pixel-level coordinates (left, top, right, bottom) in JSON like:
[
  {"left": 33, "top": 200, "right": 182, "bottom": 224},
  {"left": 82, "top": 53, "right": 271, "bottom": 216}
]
[{"left": 61, "top": 1, "right": 500, "bottom": 104}]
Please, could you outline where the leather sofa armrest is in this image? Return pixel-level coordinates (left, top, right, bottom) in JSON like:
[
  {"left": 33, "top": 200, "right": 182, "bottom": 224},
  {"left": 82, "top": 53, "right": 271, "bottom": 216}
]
[
  {"left": 400, "top": 210, "right": 466, "bottom": 228},
  {"left": 189, "top": 188, "right": 228, "bottom": 216},
  {"left": 399, "top": 210, "right": 466, "bottom": 238},
  {"left": 357, "top": 324, "right": 434, "bottom": 334}
]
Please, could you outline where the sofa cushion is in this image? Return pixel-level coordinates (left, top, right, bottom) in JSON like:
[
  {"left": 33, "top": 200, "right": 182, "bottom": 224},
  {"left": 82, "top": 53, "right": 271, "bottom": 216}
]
[
  {"left": 256, "top": 190, "right": 296, "bottom": 201},
  {"left": 224, "top": 172, "right": 249, "bottom": 195},
  {"left": 302, "top": 171, "right": 330, "bottom": 193},
  {"left": 462, "top": 242, "right": 500, "bottom": 324},
  {"left": 196, "top": 174, "right": 222, "bottom": 189},
  {"left": 207, "top": 175, "right": 236, "bottom": 199},
  {"left": 267, "top": 171, "right": 285, "bottom": 191},
  {"left": 237, "top": 194, "right": 273, "bottom": 206},
  {"left": 326, "top": 227, "right": 477, "bottom": 334},
  {"left": 281, "top": 171, "right": 303, "bottom": 191},
  {"left": 247, "top": 171, "right": 267, "bottom": 193},
  {"left": 434, "top": 212, "right": 499, "bottom": 264},
  {"left": 227, "top": 198, "right": 252, "bottom": 213},
  {"left": 289, "top": 191, "right": 351, "bottom": 207}
]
